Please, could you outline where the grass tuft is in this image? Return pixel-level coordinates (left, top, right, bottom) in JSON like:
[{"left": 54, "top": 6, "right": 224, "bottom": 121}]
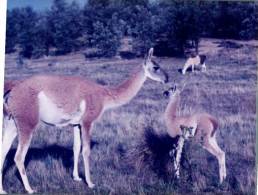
[{"left": 127, "top": 126, "right": 179, "bottom": 180}]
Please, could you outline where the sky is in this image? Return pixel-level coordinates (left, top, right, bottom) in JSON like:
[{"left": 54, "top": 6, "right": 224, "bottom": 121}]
[{"left": 7, "top": 0, "right": 87, "bottom": 11}]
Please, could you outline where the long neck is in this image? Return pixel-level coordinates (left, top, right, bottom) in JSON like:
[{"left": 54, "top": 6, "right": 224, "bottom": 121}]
[
  {"left": 165, "top": 95, "right": 180, "bottom": 120},
  {"left": 105, "top": 66, "right": 146, "bottom": 108}
]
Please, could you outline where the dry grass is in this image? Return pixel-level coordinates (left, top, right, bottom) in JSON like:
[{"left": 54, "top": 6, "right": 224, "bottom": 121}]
[{"left": 2, "top": 38, "right": 257, "bottom": 194}]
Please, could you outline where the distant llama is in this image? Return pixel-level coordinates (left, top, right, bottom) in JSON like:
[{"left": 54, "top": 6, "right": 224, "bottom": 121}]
[
  {"left": 163, "top": 84, "right": 226, "bottom": 183},
  {"left": 1, "top": 48, "right": 168, "bottom": 194},
  {"left": 182, "top": 54, "right": 207, "bottom": 75}
]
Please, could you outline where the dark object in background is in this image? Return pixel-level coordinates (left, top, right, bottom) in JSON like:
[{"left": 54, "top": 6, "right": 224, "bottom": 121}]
[
  {"left": 119, "top": 51, "right": 136, "bottom": 59},
  {"left": 218, "top": 41, "right": 243, "bottom": 49}
]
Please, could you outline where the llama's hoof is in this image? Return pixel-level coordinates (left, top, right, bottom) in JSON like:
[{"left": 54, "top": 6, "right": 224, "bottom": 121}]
[
  {"left": 0, "top": 189, "right": 7, "bottom": 194},
  {"left": 88, "top": 182, "right": 95, "bottom": 189},
  {"left": 219, "top": 175, "right": 226, "bottom": 184},
  {"left": 219, "top": 176, "right": 225, "bottom": 184},
  {"left": 73, "top": 176, "right": 82, "bottom": 181},
  {"left": 27, "top": 189, "right": 36, "bottom": 194}
]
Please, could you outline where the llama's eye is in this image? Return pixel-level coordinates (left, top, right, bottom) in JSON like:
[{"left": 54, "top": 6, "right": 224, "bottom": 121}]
[{"left": 153, "top": 66, "right": 160, "bottom": 71}]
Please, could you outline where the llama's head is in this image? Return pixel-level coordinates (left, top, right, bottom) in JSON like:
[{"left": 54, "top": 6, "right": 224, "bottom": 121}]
[
  {"left": 163, "top": 85, "right": 178, "bottom": 99},
  {"left": 163, "top": 82, "right": 186, "bottom": 99},
  {"left": 143, "top": 48, "right": 168, "bottom": 84}
]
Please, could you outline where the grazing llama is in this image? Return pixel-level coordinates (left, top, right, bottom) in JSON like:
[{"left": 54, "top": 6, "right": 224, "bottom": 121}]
[
  {"left": 182, "top": 54, "right": 207, "bottom": 75},
  {"left": 1, "top": 48, "right": 168, "bottom": 194},
  {"left": 163, "top": 85, "right": 226, "bottom": 183}
]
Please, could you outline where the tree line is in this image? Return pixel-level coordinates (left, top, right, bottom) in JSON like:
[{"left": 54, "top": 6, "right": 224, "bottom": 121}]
[{"left": 5, "top": 0, "right": 258, "bottom": 58}]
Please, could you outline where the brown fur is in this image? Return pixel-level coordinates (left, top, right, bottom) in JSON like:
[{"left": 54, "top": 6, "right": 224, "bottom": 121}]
[
  {"left": 164, "top": 93, "right": 217, "bottom": 140},
  {"left": 4, "top": 80, "right": 21, "bottom": 96},
  {"left": 1, "top": 49, "right": 168, "bottom": 193},
  {"left": 164, "top": 88, "right": 226, "bottom": 183}
]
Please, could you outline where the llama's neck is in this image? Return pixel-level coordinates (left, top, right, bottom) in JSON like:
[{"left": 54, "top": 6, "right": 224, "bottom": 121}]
[
  {"left": 165, "top": 95, "right": 180, "bottom": 120},
  {"left": 105, "top": 66, "right": 146, "bottom": 108}
]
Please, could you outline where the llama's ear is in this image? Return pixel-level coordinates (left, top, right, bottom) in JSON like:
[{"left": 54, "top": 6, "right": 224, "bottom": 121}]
[
  {"left": 147, "top": 48, "right": 154, "bottom": 60},
  {"left": 171, "top": 84, "right": 176, "bottom": 91},
  {"left": 144, "top": 48, "right": 154, "bottom": 66}
]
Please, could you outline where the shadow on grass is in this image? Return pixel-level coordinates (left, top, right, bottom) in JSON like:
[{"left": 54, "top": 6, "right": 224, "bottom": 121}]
[{"left": 3, "top": 141, "right": 98, "bottom": 178}]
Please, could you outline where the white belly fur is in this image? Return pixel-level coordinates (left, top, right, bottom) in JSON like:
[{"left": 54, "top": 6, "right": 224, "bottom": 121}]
[{"left": 38, "top": 91, "right": 86, "bottom": 127}]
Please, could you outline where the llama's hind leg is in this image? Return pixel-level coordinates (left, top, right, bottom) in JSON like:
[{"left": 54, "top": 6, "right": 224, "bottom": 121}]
[
  {"left": 73, "top": 126, "right": 82, "bottom": 181},
  {"left": 11, "top": 95, "right": 39, "bottom": 194},
  {"left": 81, "top": 121, "right": 95, "bottom": 188},
  {"left": 202, "top": 137, "right": 226, "bottom": 183},
  {"left": 0, "top": 118, "right": 17, "bottom": 194},
  {"left": 201, "top": 63, "right": 207, "bottom": 72},
  {"left": 14, "top": 131, "right": 35, "bottom": 194},
  {"left": 210, "top": 137, "right": 226, "bottom": 181}
]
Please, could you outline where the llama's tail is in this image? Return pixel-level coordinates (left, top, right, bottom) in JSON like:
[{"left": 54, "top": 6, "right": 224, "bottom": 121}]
[
  {"left": 200, "top": 55, "right": 207, "bottom": 65},
  {"left": 3, "top": 80, "right": 19, "bottom": 117},
  {"left": 208, "top": 115, "right": 219, "bottom": 137},
  {"left": 4, "top": 80, "right": 19, "bottom": 97}
]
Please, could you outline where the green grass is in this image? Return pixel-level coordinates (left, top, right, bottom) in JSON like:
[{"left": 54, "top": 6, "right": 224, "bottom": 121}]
[{"left": 3, "top": 38, "right": 257, "bottom": 194}]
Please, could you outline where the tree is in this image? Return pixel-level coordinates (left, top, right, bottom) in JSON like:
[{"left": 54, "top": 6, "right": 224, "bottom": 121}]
[
  {"left": 18, "top": 7, "right": 38, "bottom": 58},
  {"left": 131, "top": 5, "right": 155, "bottom": 56},
  {"left": 66, "top": 1, "right": 83, "bottom": 51},
  {"left": 47, "top": 0, "right": 82, "bottom": 54},
  {"left": 32, "top": 15, "right": 51, "bottom": 58},
  {"left": 91, "top": 15, "right": 122, "bottom": 57},
  {"left": 88, "top": 0, "right": 111, "bottom": 8},
  {"left": 6, "top": 9, "right": 19, "bottom": 53}
]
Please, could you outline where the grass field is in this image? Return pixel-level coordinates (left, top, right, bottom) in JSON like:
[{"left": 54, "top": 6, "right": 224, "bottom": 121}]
[{"left": 3, "top": 38, "right": 257, "bottom": 194}]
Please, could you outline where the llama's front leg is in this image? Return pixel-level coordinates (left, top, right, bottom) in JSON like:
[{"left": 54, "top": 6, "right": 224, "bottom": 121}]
[
  {"left": 174, "top": 137, "right": 184, "bottom": 178},
  {"left": 81, "top": 122, "right": 95, "bottom": 188},
  {"left": 182, "top": 62, "right": 190, "bottom": 75},
  {"left": 182, "top": 66, "right": 187, "bottom": 75},
  {"left": 0, "top": 118, "right": 18, "bottom": 194},
  {"left": 73, "top": 126, "right": 82, "bottom": 181},
  {"left": 174, "top": 153, "right": 180, "bottom": 178},
  {"left": 169, "top": 149, "right": 180, "bottom": 178}
]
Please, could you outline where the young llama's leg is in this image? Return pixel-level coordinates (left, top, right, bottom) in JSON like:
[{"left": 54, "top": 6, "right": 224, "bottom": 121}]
[
  {"left": 210, "top": 136, "right": 226, "bottom": 180},
  {"left": 73, "top": 126, "right": 82, "bottom": 181},
  {"left": 0, "top": 117, "right": 18, "bottom": 194},
  {"left": 202, "top": 136, "right": 226, "bottom": 183}
]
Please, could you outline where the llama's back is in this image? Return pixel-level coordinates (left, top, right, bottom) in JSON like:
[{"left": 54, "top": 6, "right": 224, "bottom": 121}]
[{"left": 196, "top": 113, "right": 218, "bottom": 137}]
